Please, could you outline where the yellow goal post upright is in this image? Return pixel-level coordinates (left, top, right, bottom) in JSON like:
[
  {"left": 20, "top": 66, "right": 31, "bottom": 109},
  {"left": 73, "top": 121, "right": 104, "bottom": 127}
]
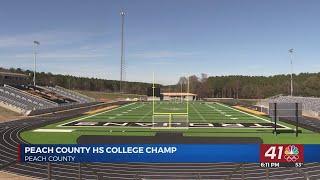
[{"left": 151, "top": 73, "right": 190, "bottom": 129}]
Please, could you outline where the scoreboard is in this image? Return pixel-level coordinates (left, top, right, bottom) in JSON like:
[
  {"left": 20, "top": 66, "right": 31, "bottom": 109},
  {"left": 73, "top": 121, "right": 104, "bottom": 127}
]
[
  {"left": 147, "top": 87, "right": 161, "bottom": 97},
  {"left": 260, "top": 144, "right": 304, "bottom": 167}
]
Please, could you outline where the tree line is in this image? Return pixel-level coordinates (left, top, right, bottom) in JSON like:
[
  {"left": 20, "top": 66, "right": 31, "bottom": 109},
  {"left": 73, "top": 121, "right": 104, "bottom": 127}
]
[
  {"left": 2, "top": 67, "right": 320, "bottom": 98},
  {"left": 170, "top": 73, "right": 320, "bottom": 99},
  {"left": 1, "top": 67, "right": 152, "bottom": 95}
]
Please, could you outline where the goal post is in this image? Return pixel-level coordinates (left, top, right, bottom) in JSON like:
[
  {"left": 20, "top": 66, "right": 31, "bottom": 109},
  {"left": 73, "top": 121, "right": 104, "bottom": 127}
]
[{"left": 151, "top": 73, "right": 190, "bottom": 129}]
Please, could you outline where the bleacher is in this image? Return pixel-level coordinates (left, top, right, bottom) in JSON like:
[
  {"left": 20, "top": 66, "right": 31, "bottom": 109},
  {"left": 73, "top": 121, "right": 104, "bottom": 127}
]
[
  {"left": 0, "top": 84, "right": 96, "bottom": 115},
  {"left": 256, "top": 95, "right": 320, "bottom": 132},
  {"left": 267, "top": 96, "right": 320, "bottom": 117},
  {"left": 0, "top": 85, "right": 57, "bottom": 111},
  {"left": 14, "top": 85, "right": 77, "bottom": 104},
  {"left": 46, "top": 85, "right": 95, "bottom": 103},
  {"left": 0, "top": 71, "right": 98, "bottom": 116}
]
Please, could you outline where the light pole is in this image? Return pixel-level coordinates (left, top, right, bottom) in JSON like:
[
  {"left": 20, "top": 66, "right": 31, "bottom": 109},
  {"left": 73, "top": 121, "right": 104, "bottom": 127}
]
[
  {"left": 33, "top": 41, "right": 40, "bottom": 86},
  {"left": 120, "top": 9, "right": 126, "bottom": 93},
  {"left": 288, "top": 48, "right": 294, "bottom": 96},
  {"left": 180, "top": 81, "right": 183, "bottom": 103}
]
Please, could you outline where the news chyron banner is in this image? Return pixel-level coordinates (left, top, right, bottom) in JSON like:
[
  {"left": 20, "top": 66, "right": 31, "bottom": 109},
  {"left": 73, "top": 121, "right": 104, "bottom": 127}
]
[{"left": 19, "top": 144, "right": 320, "bottom": 164}]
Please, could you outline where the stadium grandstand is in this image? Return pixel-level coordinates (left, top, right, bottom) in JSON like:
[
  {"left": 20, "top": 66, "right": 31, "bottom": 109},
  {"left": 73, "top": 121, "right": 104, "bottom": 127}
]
[
  {"left": 266, "top": 95, "right": 320, "bottom": 118},
  {"left": 0, "top": 72, "right": 97, "bottom": 116},
  {"left": 255, "top": 95, "right": 320, "bottom": 132}
]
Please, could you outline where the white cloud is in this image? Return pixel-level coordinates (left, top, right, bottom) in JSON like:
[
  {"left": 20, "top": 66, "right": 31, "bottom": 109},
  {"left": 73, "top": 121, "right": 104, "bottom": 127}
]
[
  {"left": 130, "top": 50, "right": 194, "bottom": 59},
  {"left": 8, "top": 52, "right": 106, "bottom": 59},
  {"left": 0, "top": 30, "right": 108, "bottom": 48},
  {"left": 0, "top": 31, "right": 116, "bottom": 60}
]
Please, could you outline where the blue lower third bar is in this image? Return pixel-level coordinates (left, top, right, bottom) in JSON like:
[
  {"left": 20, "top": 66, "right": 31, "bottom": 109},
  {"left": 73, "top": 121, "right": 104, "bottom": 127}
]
[{"left": 19, "top": 144, "right": 320, "bottom": 163}]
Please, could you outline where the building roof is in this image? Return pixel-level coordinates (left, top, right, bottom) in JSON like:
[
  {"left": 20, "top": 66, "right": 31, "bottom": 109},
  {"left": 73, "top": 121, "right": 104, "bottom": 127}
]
[
  {"left": 162, "top": 92, "right": 197, "bottom": 96},
  {"left": 0, "top": 71, "right": 29, "bottom": 77}
]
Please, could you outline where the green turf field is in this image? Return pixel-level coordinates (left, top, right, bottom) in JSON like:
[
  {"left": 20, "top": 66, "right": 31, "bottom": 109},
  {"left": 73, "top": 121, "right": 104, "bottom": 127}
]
[{"left": 21, "top": 102, "right": 320, "bottom": 144}]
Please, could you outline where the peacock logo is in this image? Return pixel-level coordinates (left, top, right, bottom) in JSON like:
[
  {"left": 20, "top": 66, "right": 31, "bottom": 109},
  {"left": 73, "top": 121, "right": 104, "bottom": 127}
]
[{"left": 284, "top": 145, "right": 300, "bottom": 162}]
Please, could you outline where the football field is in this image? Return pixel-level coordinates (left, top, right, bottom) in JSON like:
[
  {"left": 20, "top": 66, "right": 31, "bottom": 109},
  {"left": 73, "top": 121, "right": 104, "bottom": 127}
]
[
  {"left": 21, "top": 102, "right": 320, "bottom": 144},
  {"left": 57, "top": 102, "right": 287, "bottom": 127}
]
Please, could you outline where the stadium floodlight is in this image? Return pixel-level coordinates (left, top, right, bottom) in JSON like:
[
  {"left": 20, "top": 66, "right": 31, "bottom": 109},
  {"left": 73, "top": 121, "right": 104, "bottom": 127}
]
[
  {"left": 119, "top": 9, "right": 126, "bottom": 93},
  {"left": 33, "top": 41, "right": 40, "bottom": 86},
  {"left": 288, "top": 48, "right": 294, "bottom": 96}
]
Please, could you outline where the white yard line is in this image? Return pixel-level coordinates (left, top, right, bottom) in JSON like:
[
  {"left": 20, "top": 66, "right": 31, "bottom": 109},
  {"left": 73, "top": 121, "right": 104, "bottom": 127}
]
[
  {"left": 137, "top": 109, "right": 153, "bottom": 122},
  {"left": 191, "top": 103, "right": 206, "bottom": 122},
  {"left": 57, "top": 102, "right": 136, "bottom": 127},
  {"left": 140, "top": 103, "right": 163, "bottom": 122},
  {"left": 34, "top": 129, "right": 74, "bottom": 132},
  {"left": 213, "top": 102, "right": 291, "bottom": 129}
]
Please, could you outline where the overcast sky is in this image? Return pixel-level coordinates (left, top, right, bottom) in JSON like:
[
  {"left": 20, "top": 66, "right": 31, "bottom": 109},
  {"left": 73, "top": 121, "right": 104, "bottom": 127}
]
[{"left": 1, "top": 0, "right": 320, "bottom": 84}]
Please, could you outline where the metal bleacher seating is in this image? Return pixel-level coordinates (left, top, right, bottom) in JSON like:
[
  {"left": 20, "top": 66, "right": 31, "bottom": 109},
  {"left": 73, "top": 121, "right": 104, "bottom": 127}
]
[
  {"left": 46, "top": 85, "right": 95, "bottom": 103},
  {"left": 0, "top": 85, "right": 58, "bottom": 113},
  {"left": 256, "top": 95, "right": 320, "bottom": 131}
]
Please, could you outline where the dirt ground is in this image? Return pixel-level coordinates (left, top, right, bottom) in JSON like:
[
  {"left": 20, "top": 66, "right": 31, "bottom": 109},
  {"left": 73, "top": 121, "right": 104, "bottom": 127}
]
[{"left": 0, "top": 107, "right": 21, "bottom": 123}]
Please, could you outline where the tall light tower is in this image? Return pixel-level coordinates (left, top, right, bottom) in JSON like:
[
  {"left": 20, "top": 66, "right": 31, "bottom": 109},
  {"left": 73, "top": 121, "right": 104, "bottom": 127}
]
[
  {"left": 120, "top": 9, "right": 126, "bottom": 93},
  {"left": 288, "top": 48, "right": 294, "bottom": 96},
  {"left": 33, "top": 41, "right": 40, "bottom": 86}
]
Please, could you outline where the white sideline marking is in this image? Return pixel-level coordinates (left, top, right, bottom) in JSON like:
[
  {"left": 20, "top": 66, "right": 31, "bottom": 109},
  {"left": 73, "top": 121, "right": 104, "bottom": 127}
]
[
  {"left": 34, "top": 129, "right": 74, "bottom": 132},
  {"left": 214, "top": 102, "right": 291, "bottom": 129},
  {"left": 230, "top": 117, "right": 238, "bottom": 120},
  {"left": 57, "top": 103, "right": 136, "bottom": 127},
  {"left": 225, "top": 115, "right": 232, "bottom": 117}
]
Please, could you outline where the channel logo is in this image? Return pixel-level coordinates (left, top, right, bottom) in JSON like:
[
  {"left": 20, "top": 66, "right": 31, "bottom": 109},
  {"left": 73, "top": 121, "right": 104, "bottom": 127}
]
[
  {"left": 284, "top": 145, "right": 300, "bottom": 162},
  {"left": 260, "top": 144, "right": 304, "bottom": 163}
]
